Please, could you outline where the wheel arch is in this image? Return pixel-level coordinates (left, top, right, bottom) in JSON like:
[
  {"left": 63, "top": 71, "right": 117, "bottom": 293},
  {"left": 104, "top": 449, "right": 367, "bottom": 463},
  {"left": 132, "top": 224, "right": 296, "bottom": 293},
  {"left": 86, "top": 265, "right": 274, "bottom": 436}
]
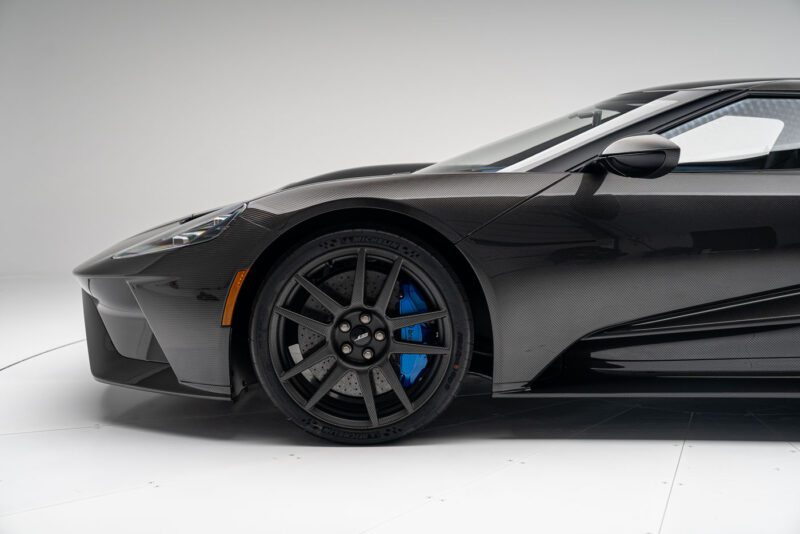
[{"left": 229, "top": 207, "right": 494, "bottom": 395}]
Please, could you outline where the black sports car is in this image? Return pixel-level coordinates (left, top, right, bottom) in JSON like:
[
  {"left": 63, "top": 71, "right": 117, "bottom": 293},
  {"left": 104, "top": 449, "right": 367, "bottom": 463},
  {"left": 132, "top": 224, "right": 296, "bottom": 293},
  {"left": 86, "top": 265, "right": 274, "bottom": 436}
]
[{"left": 76, "top": 79, "right": 800, "bottom": 443}]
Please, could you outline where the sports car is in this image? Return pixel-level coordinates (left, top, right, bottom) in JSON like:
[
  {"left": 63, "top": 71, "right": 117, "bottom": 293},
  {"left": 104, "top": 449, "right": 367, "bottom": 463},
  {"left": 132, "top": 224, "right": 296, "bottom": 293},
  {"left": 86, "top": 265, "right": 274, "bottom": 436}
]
[{"left": 75, "top": 78, "right": 800, "bottom": 443}]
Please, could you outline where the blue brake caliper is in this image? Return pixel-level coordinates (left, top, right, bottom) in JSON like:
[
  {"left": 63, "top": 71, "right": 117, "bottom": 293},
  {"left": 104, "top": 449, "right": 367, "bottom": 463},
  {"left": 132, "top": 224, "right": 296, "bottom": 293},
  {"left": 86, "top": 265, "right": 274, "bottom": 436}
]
[{"left": 398, "top": 282, "right": 429, "bottom": 387}]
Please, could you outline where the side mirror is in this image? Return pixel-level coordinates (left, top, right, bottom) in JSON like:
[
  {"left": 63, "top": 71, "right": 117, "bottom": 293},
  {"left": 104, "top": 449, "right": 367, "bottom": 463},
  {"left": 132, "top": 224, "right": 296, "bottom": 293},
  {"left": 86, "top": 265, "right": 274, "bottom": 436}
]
[{"left": 597, "top": 134, "right": 680, "bottom": 179}]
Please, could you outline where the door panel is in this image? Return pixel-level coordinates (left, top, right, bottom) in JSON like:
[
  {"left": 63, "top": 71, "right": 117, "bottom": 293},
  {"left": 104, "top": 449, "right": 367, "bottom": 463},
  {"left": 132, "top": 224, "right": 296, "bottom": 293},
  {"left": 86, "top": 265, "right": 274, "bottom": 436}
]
[{"left": 463, "top": 171, "right": 800, "bottom": 391}]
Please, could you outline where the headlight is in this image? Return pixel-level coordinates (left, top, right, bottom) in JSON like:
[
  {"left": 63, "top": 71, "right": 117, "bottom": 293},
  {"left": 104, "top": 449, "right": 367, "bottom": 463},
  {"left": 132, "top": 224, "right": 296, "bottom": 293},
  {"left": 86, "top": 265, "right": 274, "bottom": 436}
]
[{"left": 113, "top": 202, "right": 246, "bottom": 259}]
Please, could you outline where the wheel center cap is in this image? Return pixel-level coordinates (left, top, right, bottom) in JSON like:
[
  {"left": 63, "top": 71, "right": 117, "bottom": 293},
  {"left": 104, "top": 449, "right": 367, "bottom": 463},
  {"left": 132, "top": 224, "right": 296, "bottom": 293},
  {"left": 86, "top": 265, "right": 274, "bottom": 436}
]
[{"left": 350, "top": 326, "right": 372, "bottom": 346}]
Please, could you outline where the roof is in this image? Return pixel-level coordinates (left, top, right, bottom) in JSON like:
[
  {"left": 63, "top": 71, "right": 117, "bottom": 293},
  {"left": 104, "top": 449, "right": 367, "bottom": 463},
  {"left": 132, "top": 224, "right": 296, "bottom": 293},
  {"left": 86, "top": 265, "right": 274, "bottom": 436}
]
[{"left": 637, "top": 78, "right": 800, "bottom": 93}]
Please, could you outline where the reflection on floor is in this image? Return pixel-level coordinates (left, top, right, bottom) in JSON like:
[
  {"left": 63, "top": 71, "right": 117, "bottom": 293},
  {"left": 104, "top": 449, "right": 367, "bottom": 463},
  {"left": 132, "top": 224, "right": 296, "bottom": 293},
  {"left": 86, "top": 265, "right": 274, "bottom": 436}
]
[
  {"left": 1, "top": 276, "right": 799, "bottom": 533},
  {"left": 0, "top": 274, "right": 84, "bottom": 369}
]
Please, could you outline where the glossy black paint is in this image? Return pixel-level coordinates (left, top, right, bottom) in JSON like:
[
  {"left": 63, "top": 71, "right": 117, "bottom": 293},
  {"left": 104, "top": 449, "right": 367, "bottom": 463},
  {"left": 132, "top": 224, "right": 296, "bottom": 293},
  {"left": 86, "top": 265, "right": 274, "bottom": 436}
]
[
  {"left": 76, "top": 79, "right": 800, "bottom": 401},
  {"left": 76, "top": 214, "right": 274, "bottom": 396},
  {"left": 75, "top": 169, "right": 567, "bottom": 398},
  {"left": 465, "top": 170, "right": 800, "bottom": 393},
  {"left": 597, "top": 134, "right": 681, "bottom": 179}
]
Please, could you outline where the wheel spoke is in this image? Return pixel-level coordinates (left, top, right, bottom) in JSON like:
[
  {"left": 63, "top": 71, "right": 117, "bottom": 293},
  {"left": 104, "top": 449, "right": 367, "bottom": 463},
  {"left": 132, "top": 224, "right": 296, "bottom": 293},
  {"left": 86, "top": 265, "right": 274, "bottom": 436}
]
[
  {"left": 351, "top": 248, "right": 367, "bottom": 307},
  {"left": 357, "top": 370, "right": 379, "bottom": 427},
  {"left": 390, "top": 340, "right": 450, "bottom": 355},
  {"left": 274, "top": 306, "right": 330, "bottom": 336},
  {"left": 379, "top": 361, "right": 413, "bottom": 413},
  {"left": 388, "top": 310, "right": 448, "bottom": 330},
  {"left": 294, "top": 275, "right": 345, "bottom": 315},
  {"left": 375, "top": 257, "right": 403, "bottom": 313},
  {"left": 305, "top": 365, "right": 347, "bottom": 409},
  {"left": 280, "top": 344, "right": 332, "bottom": 381}
]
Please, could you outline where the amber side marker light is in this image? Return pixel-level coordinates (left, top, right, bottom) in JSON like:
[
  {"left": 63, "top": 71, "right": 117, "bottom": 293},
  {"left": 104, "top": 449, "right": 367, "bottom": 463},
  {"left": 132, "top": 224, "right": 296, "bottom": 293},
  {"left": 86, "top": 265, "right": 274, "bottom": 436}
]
[{"left": 222, "top": 269, "right": 249, "bottom": 326}]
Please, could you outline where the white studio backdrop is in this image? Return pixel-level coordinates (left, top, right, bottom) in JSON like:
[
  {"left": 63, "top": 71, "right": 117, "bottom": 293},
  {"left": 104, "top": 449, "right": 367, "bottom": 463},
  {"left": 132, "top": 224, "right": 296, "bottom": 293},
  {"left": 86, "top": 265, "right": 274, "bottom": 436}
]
[{"left": 2, "top": 0, "right": 800, "bottom": 275}]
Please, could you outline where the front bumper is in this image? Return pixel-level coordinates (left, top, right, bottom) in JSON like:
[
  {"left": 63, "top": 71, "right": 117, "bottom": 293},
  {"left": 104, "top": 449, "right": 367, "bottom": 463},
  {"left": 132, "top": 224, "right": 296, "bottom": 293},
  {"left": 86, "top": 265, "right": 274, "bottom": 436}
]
[
  {"left": 82, "top": 290, "right": 229, "bottom": 400},
  {"left": 75, "top": 209, "right": 275, "bottom": 399}
]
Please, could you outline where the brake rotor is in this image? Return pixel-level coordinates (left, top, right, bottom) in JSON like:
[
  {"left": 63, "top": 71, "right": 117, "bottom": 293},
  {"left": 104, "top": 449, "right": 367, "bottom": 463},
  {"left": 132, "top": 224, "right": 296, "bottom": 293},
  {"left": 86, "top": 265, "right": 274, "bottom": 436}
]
[{"left": 293, "top": 270, "right": 394, "bottom": 396}]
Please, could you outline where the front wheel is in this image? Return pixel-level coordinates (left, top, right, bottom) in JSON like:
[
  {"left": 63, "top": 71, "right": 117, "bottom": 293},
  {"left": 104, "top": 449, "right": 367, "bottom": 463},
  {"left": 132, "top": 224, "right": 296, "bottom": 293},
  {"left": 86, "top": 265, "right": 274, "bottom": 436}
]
[{"left": 249, "top": 228, "right": 473, "bottom": 444}]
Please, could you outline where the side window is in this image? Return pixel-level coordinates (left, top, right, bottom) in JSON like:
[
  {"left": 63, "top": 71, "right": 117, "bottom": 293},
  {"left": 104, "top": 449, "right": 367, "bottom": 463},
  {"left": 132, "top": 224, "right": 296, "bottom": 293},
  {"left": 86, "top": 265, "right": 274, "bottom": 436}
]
[{"left": 662, "top": 98, "right": 800, "bottom": 171}]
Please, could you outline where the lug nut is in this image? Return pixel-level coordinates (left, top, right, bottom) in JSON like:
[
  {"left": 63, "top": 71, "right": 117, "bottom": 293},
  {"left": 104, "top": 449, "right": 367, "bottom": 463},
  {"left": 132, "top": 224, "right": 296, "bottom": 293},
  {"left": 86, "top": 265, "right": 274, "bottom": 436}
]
[
  {"left": 359, "top": 313, "right": 372, "bottom": 325},
  {"left": 363, "top": 348, "right": 374, "bottom": 360},
  {"left": 338, "top": 321, "right": 351, "bottom": 333},
  {"left": 341, "top": 343, "right": 353, "bottom": 355},
  {"left": 374, "top": 330, "right": 386, "bottom": 342}
]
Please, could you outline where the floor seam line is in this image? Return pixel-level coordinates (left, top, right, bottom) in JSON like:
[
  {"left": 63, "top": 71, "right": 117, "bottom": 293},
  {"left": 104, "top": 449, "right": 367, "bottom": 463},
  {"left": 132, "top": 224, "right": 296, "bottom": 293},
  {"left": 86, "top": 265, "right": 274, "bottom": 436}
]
[
  {"left": 751, "top": 412, "right": 800, "bottom": 453},
  {"left": 361, "top": 403, "right": 637, "bottom": 534},
  {"left": 657, "top": 411, "right": 694, "bottom": 534},
  {"left": 0, "top": 483, "right": 150, "bottom": 518},
  {"left": 0, "top": 425, "right": 99, "bottom": 437},
  {"left": 418, "top": 398, "right": 580, "bottom": 435},
  {"left": 0, "top": 339, "right": 86, "bottom": 372},
  {"left": 569, "top": 404, "right": 636, "bottom": 438}
]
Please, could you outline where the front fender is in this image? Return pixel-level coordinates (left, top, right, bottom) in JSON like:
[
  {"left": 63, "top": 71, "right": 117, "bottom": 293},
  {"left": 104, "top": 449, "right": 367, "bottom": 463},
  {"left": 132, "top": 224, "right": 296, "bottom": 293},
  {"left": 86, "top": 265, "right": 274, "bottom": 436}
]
[{"left": 248, "top": 171, "right": 569, "bottom": 241}]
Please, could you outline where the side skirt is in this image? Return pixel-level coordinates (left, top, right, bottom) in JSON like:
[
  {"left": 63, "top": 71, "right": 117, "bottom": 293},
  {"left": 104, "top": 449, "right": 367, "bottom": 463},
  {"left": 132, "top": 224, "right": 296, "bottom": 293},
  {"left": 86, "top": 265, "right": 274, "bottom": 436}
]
[
  {"left": 494, "top": 379, "right": 800, "bottom": 399},
  {"left": 505, "top": 286, "right": 800, "bottom": 397}
]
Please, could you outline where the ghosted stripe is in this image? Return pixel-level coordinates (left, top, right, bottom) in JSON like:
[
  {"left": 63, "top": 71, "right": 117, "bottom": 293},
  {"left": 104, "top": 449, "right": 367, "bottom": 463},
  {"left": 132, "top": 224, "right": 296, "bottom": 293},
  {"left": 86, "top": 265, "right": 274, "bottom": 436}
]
[{"left": 0, "top": 339, "right": 86, "bottom": 373}]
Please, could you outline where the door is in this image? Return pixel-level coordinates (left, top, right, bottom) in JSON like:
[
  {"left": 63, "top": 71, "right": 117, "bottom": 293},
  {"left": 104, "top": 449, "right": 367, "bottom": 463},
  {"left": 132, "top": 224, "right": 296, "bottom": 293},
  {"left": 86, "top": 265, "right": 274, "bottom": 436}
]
[{"left": 466, "top": 96, "right": 800, "bottom": 391}]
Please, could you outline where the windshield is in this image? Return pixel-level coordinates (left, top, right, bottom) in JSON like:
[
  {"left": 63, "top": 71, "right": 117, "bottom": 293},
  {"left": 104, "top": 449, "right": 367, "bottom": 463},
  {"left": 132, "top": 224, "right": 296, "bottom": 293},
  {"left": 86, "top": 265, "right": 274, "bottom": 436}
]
[{"left": 417, "top": 91, "right": 677, "bottom": 174}]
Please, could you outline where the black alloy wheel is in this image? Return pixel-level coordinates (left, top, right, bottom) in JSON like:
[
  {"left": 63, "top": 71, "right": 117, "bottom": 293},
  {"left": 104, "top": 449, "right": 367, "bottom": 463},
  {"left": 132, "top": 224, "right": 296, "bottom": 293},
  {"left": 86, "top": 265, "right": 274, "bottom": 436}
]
[{"left": 250, "top": 228, "right": 473, "bottom": 444}]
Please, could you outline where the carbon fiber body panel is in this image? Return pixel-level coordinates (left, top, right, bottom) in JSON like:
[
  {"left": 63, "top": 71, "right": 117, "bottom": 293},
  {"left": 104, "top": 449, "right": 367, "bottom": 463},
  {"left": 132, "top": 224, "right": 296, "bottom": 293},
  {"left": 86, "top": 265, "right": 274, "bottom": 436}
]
[
  {"left": 75, "top": 79, "right": 800, "bottom": 400},
  {"left": 75, "top": 168, "right": 566, "bottom": 397}
]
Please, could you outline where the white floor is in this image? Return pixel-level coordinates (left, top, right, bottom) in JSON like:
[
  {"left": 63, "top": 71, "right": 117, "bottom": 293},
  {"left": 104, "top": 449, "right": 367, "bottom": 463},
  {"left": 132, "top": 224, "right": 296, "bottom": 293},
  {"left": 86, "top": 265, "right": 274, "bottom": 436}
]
[{"left": 1, "top": 277, "right": 800, "bottom": 533}]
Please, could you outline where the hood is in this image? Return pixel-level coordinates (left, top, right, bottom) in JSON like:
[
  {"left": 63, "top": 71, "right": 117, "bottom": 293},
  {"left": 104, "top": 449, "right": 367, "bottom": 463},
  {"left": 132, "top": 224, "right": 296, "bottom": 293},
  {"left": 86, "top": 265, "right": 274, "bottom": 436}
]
[{"left": 274, "top": 163, "right": 432, "bottom": 193}]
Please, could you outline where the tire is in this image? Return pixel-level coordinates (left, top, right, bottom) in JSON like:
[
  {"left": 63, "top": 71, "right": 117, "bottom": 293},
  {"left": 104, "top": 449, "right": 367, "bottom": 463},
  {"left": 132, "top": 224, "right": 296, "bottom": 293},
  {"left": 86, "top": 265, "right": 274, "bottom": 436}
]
[{"left": 249, "top": 227, "right": 473, "bottom": 444}]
